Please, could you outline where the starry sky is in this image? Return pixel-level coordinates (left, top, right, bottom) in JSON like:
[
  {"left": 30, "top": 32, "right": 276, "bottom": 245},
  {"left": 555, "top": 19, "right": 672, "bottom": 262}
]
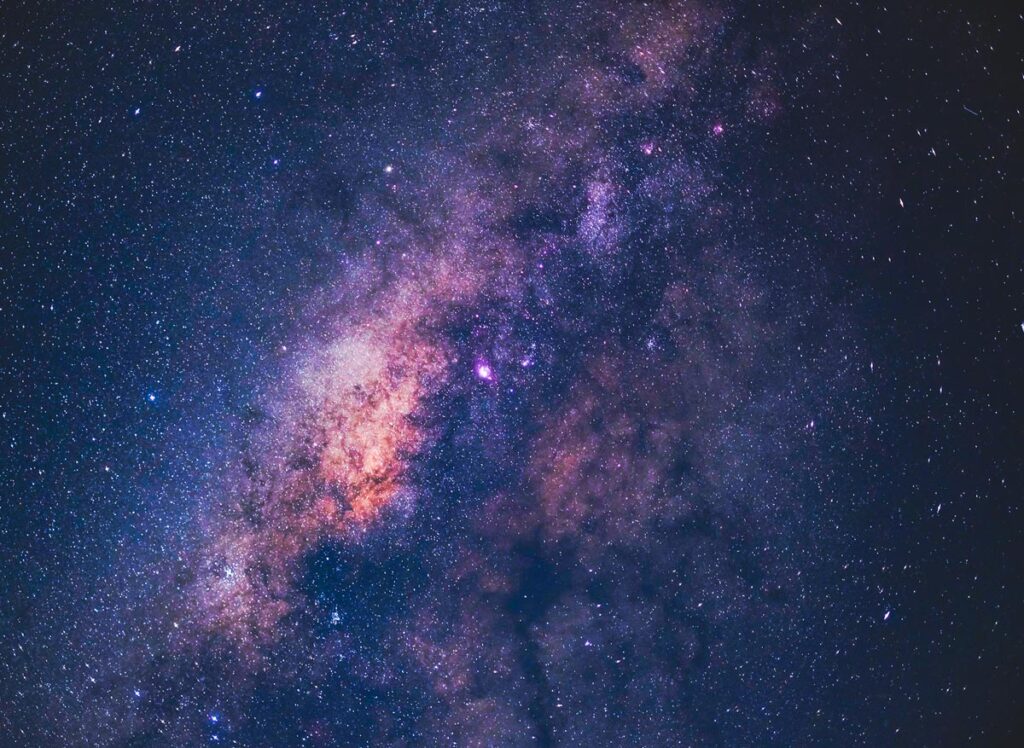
[{"left": 1, "top": 1, "right": 1022, "bottom": 746}]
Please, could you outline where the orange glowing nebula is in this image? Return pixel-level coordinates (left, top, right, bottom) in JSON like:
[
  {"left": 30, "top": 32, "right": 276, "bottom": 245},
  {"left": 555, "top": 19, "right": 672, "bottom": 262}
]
[{"left": 191, "top": 255, "right": 489, "bottom": 649}]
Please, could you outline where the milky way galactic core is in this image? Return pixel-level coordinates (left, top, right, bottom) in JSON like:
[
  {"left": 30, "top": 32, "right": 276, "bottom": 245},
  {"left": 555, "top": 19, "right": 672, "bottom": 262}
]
[{"left": 1, "top": 1, "right": 1021, "bottom": 746}]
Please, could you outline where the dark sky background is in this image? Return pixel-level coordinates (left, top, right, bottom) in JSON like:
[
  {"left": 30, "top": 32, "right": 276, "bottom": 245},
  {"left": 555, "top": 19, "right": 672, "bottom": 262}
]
[{"left": 1, "top": 1, "right": 1021, "bottom": 746}]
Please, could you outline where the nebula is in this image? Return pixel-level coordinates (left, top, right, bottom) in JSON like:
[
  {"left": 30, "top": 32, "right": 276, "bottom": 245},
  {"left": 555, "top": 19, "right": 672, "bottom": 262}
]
[
  {"left": 162, "top": 1, "right": 814, "bottom": 733},
  {"left": 2, "top": 2, "right": 866, "bottom": 745},
  {"left": 180, "top": 3, "right": 752, "bottom": 660},
  {"left": 192, "top": 252, "right": 496, "bottom": 647}
]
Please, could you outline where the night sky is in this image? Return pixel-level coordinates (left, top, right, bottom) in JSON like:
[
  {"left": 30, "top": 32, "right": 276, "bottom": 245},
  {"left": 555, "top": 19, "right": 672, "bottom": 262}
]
[{"left": 1, "top": 1, "right": 1022, "bottom": 746}]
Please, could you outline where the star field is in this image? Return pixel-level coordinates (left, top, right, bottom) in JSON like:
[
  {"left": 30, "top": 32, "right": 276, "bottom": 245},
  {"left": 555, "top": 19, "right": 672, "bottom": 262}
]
[{"left": 1, "top": 1, "right": 1021, "bottom": 746}]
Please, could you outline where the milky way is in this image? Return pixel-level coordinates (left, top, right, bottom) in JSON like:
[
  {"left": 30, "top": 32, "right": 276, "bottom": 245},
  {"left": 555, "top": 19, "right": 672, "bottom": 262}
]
[
  {"left": 3, "top": 1, "right": 1022, "bottom": 746},
  {"left": 170, "top": 3, "right": 840, "bottom": 739}
]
